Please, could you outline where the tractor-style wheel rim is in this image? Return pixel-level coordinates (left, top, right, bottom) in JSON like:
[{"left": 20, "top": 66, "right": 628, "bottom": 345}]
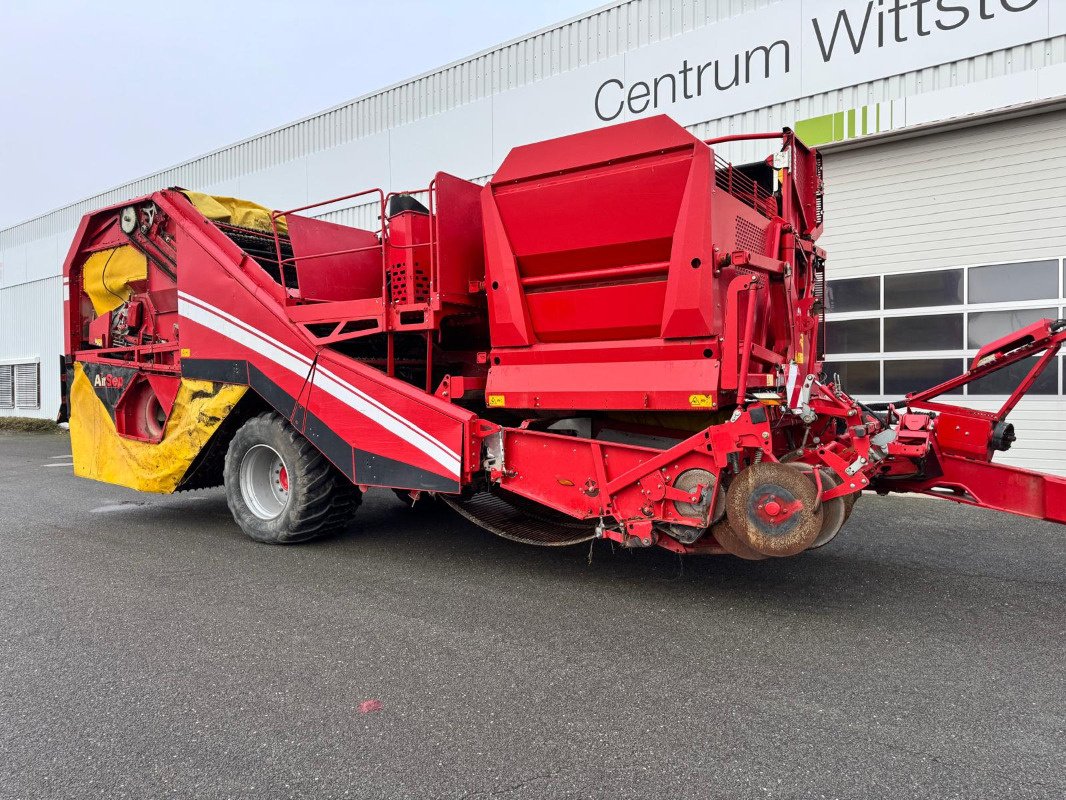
[{"left": 240, "top": 444, "right": 291, "bottom": 520}]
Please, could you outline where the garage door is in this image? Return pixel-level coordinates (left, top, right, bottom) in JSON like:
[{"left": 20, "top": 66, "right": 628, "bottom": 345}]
[{"left": 819, "top": 109, "right": 1066, "bottom": 476}]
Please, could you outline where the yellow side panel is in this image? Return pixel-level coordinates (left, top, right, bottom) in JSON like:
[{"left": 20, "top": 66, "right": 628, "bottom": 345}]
[
  {"left": 69, "top": 363, "right": 247, "bottom": 494},
  {"left": 83, "top": 246, "right": 148, "bottom": 315},
  {"left": 182, "top": 190, "right": 287, "bottom": 234}
]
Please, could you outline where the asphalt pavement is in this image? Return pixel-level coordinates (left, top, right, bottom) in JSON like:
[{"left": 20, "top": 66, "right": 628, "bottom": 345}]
[{"left": 0, "top": 431, "right": 1063, "bottom": 799}]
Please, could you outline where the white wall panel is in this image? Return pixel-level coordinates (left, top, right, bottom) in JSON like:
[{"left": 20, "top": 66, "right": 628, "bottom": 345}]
[
  {"left": 196, "top": 179, "right": 242, "bottom": 199},
  {"left": 390, "top": 100, "right": 493, "bottom": 191},
  {"left": 491, "top": 58, "right": 620, "bottom": 162},
  {"left": 821, "top": 110, "right": 1066, "bottom": 278},
  {"left": 305, "top": 131, "right": 391, "bottom": 214},
  {"left": 236, "top": 159, "right": 308, "bottom": 214},
  {"left": 0, "top": 244, "right": 27, "bottom": 289},
  {"left": 0, "top": 276, "right": 63, "bottom": 419},
  {"left": 1038, "top": 62, "right": 1066, "bottom": 99},
  {"left": 56, "top": 227, "right": 77, "bottom": 271},
  {"left": 24, "top": 234, "right": 60, "bottom": 284},
  {"left": 906, "top": 72, "right": 1040, "bottom": 127}
]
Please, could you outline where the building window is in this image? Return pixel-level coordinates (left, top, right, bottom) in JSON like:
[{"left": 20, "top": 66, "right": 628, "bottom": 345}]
[
  {"left": 823, "top": 360, "right": 880, "bottom": 395},
  {"left": 883, "top": 313, "right": 963, "bottom": 352},
  {"left": 825, "top": 258, "right": 1064, "bottom": 398},
  {"left": 968, "top": 308, "right": 1056, "bottom": 348},
  {"left": 827, "top": 276, "right": 880, "bottom": 312},
  {"left": 884, "top": 359, "right": 965, "bottom": 397},
  {"left": 969, "top": 260, "right": 1057, "bottom": 304},
  {"left": 966, "top": 356, "right": 1058, "bottom": 396},
  {"left": 824, "top": 318, "right": 879, "bottom": 353},
  {"left": 0, "top": 365, "right": 13, "bottom": 409},
  {"left": 884, "top": 269, "right": 963, "bottom": 309}
]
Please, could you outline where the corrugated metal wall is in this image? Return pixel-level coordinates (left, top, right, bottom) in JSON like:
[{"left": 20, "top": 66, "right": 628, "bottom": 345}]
[{"left": 0, "top": 276, "right": 63, "bottom": 418}]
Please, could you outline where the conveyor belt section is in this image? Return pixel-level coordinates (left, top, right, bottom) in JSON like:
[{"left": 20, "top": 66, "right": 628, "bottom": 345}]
[{"left": 440, "top": 491, "right": 598, "bottom": 547}]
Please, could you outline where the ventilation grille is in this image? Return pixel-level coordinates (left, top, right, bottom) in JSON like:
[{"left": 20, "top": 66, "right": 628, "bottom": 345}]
[
  {"left": 735, "top": 217, "right": 769, "bottom": 255},
  {"left": 813, "top": 258, "right": 826, "bottom": 361},
  {"left": 15, "top": 363, "right": 40, "bottom": 409},
  {"left": 1, "top": 362, "right": 39, "bottom": 410},
  {"left": 0, "top": 365, "right": 13, "bottom": 409}
]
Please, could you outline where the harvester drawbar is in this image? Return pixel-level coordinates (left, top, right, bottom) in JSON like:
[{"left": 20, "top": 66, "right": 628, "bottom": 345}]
[{"left": 62, "top": 116, "right": 1066, "bottom": 559}]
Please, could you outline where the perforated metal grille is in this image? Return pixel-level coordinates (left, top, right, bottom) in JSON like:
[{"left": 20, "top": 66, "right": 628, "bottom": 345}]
[
  {"left": 813, "top": 259, "right": 826, "bottom": 360},
  {"left": 735, "top": 217, "right": 769, "bottom": 255},
  {"left": 388, "top": 263, "right": 431, "bottom": 304}
]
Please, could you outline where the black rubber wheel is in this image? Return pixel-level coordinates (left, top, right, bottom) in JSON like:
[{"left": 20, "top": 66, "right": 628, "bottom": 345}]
[{"left": 224, "top": 412, "right": 361, "bottom": 544}]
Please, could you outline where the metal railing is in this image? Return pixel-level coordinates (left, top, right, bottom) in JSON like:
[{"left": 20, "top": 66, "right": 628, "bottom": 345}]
[{"left": 270, "top": 188, "right": 388, "bottom": 301}]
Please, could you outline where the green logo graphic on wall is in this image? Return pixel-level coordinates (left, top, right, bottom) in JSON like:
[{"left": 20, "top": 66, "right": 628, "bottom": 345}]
[{"left": 795, "top": 101, "right": 898, "bottom": 147}]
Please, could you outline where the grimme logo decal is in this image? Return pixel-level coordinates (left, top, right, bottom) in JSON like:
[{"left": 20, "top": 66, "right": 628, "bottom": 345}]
[
  {"left": 93, "top": 373, "right": 125, "bottom": 389},
  {"left": 593, "top": 0, "right": 1042, "bottom": 122}
]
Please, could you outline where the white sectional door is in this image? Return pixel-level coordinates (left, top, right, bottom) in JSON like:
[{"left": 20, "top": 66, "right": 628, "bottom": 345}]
[{"left": 820, "top": 109, "right": 1066, "bottom": 475}]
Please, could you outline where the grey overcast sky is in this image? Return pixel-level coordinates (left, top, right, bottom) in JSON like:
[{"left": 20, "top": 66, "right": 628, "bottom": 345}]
[{"left": 0, "top": 0, "right": 603, "bottom": 229}]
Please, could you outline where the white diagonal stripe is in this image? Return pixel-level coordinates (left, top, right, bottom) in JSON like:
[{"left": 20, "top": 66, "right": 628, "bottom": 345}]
[
  {"left": 178, "top": 294, "right": 461, "bottom": 477},
  {"left": 178, "top": 292, "right": 461, "bottom": 470},
  {"left": 178, "top": 292, "right": 458, "bottom": 463}
]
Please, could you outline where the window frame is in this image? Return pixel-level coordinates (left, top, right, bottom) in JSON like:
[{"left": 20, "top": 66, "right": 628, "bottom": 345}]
[
  {"left": 0, "top": 358, "right": 41, "bottom": 412},
  {"left": 0, "top": 364, "right": 13, "bottom": 410},
  {"left": 824, "top": 257, "right": 1064, "bottom": 399}
]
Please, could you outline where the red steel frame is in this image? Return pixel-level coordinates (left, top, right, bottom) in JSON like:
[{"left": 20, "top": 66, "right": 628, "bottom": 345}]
[{"left": 61, "top": 114, "right": 1066, "bottom": 555}]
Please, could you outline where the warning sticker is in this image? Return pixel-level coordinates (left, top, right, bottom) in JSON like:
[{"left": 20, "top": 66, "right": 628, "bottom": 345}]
[{"left": 487, "top": 394, "right": 506, "bottom": 407}]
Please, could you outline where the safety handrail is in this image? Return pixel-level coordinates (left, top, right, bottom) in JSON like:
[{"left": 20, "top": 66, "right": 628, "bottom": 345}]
[{"left": 269, "top": 188, "right": 388, "bottom": 300}]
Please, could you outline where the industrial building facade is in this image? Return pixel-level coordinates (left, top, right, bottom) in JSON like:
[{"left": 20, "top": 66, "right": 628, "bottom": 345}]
[{"left": 2, "top": 0, "right": 1065, "bottom": 471}]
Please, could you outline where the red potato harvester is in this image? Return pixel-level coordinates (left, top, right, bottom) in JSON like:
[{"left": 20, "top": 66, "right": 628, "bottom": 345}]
[{"left": 61, "top": 115, "right": 1066, "bottom": 559}]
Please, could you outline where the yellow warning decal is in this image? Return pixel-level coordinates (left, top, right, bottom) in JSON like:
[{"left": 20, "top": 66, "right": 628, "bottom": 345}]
[
  {"left": 487, "top": 394, "right": 506, "bottom": 407},
  {"left": 180, "top": 348, "right": 191, "bottom": 358},
  {"left": 688, "top": 394, "right": 715, "bottom": 408}
]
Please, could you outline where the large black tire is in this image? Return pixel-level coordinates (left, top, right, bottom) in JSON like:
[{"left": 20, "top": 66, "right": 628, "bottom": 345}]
[{"left": 223, "top": 412, "right": 361, "bottom": 544}]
